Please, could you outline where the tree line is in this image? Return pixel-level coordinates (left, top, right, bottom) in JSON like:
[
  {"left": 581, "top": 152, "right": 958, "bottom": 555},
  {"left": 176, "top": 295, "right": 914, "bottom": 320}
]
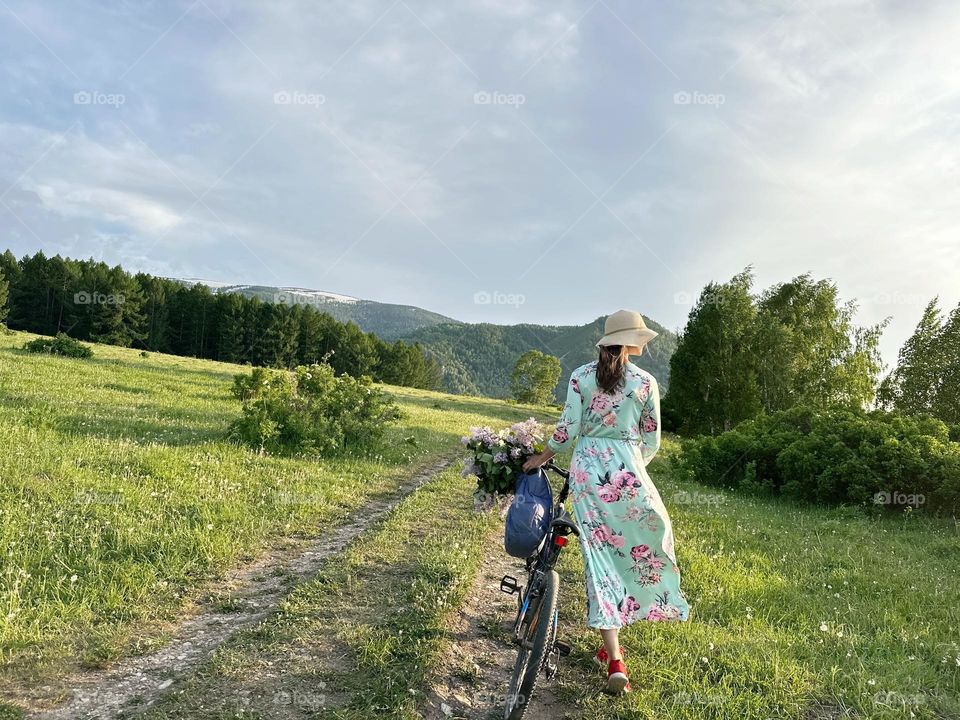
[
  {"left": 665, "top": 269, "right": 887, "bottom": 435},
  {"left": 877, "top": 298, "right": 960, "bottom": 424},
  {"left": 665, "top": 268, "right": 960, "bottom": 436},
  {"left": 0, "top": 250, "right": 442, "bottom": 390}
]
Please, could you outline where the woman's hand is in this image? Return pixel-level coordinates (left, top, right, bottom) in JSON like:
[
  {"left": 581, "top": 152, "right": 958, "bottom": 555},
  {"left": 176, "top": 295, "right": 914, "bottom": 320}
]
[{"left": 523, "top": 449, "right": 556, "bottom": 473}]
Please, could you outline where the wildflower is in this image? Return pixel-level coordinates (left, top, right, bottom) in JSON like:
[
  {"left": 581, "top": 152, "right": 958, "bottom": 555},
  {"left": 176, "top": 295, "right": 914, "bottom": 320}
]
[{"left": 820, "top": 622, "right": 829, "bottom": 632}]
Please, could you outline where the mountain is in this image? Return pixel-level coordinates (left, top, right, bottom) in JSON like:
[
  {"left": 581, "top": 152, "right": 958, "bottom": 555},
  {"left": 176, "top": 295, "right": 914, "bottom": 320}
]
[
  {"left": 177, "top": 279, "right": 677, "bottom": 400},
  {"left": 176, "top": 280, "right": 456, "bottom": 339},
  {"left": 403, "top": 316, "right": 676, "bottom": 401}
]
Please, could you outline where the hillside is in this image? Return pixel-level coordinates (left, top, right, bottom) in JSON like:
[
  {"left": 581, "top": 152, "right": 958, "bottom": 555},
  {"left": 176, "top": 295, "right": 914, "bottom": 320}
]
[
  {"left": 405, "top": 315, "right": 678, "bottom": 399},
  {"left": 0, "top": 329, "right": 545, "bottom": 709},
  {"left": 3, "top": 331, "right": 958, "bottom": 719},
  {"left": 176, "top": 280, "right": 457, "bottom": 340},
  {"left": 178, "top": 279, "right": 677, "bottom": 400}
]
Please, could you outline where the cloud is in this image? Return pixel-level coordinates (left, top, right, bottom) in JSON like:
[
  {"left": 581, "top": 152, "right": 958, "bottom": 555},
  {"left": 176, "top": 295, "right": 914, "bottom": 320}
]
[{"left": 0, "top": 0, "right": 958, "bottom": 366}]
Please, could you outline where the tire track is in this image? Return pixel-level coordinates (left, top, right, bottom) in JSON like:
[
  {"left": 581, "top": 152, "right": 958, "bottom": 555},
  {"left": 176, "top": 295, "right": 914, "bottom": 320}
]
[
  {"left": 421, "top": 532, "right": 577, "bottom": 720},
  {"left": 30, "top": 456, "right": 458, "bottom": 720}
]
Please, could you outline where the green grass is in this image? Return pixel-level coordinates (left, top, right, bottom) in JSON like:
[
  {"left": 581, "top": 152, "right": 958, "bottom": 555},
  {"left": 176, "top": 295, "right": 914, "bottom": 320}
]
[
  {"left": 136, "top": 466, "right": 496, "bottom": 719},
  {"left": 0, "top": 330, "right": 544, "bottom": 702},
  {"left": 2, "top": 327, "right": 959, "bottom": 719},
  {"left": 548, "top": 439, "right": 960, "bottom": 719}
]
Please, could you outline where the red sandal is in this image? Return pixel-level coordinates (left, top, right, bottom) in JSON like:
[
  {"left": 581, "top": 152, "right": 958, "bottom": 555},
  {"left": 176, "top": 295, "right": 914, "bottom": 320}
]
[
  {"left": 593, "top": 645, "right": 625, "bottom": 668},
  {"left": 606, "top": 658, "right": 631, "bottom": 694}
]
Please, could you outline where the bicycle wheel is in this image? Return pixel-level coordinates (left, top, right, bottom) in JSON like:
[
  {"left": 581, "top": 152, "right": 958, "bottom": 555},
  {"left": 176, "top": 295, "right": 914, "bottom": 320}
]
[{"left": 503, "top": 569, "right": 559, "bottom": 720}]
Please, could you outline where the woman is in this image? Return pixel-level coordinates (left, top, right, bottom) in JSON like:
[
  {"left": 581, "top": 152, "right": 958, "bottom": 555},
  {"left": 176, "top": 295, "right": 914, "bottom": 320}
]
[{"left": 523, "top": 309, "right": 689, "bottom": 694}]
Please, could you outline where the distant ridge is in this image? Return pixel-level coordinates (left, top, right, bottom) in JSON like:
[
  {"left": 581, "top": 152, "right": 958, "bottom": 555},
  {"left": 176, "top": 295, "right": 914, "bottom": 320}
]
[
  {"left": 173, "top": 279, "right": 456, "bottom": 339},
  {"left": 175, "top": 278, "right": 677, "bottom": 400}
]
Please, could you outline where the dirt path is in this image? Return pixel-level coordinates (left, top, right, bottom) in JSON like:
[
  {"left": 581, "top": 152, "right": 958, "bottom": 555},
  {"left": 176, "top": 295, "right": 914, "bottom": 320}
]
[
  {"left": 420, "top": 536, "right": 579, "bottom": 720},
  {"left": 29, "top": 456, "right": 458, "bottom": 720}
]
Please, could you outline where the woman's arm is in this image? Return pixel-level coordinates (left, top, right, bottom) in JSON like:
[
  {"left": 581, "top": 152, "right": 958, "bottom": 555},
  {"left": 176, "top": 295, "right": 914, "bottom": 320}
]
[
  {"left": 639, "top": 375, "right": 661, "bottom": 464},
  {"left": 524, "top": 371, "right": 583, "bottom": 471}
]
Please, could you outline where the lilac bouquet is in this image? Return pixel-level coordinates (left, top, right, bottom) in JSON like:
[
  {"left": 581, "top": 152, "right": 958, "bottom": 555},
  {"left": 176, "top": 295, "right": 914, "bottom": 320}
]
[{"left": 461, "top": 417, "right": 547, "bottom": 512}]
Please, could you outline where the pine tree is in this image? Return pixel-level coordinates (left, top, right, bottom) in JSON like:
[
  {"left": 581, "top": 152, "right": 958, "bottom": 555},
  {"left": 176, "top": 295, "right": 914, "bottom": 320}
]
[
  {"left": 215, "top": 293, "right": 247, "bottom": 363},
  {"left": 0, "top": 267, "right": 8, "bottom": 326}
]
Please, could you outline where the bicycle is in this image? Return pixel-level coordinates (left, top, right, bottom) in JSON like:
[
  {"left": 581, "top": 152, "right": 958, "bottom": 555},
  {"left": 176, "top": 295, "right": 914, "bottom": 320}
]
[{"left": 498, "top": 461, "right": 579, "bottom": 720}]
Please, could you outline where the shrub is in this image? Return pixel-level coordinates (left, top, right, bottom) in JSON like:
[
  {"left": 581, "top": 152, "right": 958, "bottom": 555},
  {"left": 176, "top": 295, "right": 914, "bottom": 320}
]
[
  {"left": 231, "top": 366, "right": 272, "bottom": 402},
  {"left": 228, "top": 363, "right": 402, "bottom": 456},
  {"left": 675, "top": 406, "right": 960, "bottom": 514},
  {"left": 23, "top": 333, "right": 93, "bottom": 359}
]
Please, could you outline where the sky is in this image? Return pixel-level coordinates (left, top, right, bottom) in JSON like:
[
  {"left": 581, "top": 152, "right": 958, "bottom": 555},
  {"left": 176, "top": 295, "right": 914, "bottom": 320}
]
[{"left": 1, "top": 0, "right": 959, "bottom": 366}]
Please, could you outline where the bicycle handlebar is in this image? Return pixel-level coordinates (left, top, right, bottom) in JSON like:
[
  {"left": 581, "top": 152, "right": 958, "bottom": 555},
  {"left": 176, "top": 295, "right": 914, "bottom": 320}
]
[{"left": 543, "top": 461, "right": 569, "bottom": 479}]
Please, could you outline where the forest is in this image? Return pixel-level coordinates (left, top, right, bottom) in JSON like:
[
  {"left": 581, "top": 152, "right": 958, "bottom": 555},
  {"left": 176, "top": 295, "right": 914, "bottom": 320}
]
[{"left": 0, "top": 250, "right": 442, "bottom": 390}]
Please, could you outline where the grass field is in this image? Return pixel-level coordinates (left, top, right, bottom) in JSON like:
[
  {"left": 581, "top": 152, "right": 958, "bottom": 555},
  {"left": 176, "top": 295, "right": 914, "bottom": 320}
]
[
  {"left": 0, "top": 330, "right": 540, "bottom": 708},
  {"left": 548, "top": 439, "right": 960, "bottom": 719},
  {"left": 1, "top": 329, "right": 959, "bottom": 719}
]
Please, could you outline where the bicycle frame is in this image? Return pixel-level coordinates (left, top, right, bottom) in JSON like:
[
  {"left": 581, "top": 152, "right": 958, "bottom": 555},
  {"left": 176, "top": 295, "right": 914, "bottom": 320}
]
[
  {"left": 500, "top": 462, "right": 579, "bottom": 719},
  {"left": 508, "top": 462, "right": 579, "bottom": 645}
]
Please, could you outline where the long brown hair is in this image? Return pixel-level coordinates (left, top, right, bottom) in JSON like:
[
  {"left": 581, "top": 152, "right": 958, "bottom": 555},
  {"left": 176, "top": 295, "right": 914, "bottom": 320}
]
[{"left": 596, "top": 345, "right": 629, "bottom": 394}]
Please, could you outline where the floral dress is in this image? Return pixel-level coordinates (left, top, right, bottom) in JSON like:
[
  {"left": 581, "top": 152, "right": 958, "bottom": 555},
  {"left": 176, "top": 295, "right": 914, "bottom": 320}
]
[{"left": 547, "top": 361, "right": 690, "bottom": 628}]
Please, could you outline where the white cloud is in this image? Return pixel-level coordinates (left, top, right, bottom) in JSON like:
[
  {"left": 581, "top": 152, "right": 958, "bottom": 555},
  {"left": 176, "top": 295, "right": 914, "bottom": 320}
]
[{"left": 1, "top": 0, "right": 959, "bottom": 364}]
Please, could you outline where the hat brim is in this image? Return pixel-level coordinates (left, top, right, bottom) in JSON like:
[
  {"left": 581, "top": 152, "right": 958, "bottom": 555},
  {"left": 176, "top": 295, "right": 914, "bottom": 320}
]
[{"left": 596, "top": 327, "right": 658, "bottom": 350}]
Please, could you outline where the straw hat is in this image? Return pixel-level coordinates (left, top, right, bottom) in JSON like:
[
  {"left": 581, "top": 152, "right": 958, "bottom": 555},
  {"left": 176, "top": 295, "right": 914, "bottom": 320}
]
[{"left": 596, "top": 309, "right": 658, "bottom": 353}]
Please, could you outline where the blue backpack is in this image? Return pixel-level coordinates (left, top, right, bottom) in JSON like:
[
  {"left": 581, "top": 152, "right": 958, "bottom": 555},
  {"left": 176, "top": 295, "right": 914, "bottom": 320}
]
[{"left": 504, "top": 469, "right": 554, "bottom": 558}]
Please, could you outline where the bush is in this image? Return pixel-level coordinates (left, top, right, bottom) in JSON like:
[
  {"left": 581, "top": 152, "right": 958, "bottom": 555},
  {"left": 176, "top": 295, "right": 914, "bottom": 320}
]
[
  {"left": 675, "top": 406, "right": 960, "bottom": 514},
  {"left": 228, "top": 364, "right": 402, "bottom": 456},
  {"left": 23, "top": 333, "right": 93, "bottom": 359}
]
